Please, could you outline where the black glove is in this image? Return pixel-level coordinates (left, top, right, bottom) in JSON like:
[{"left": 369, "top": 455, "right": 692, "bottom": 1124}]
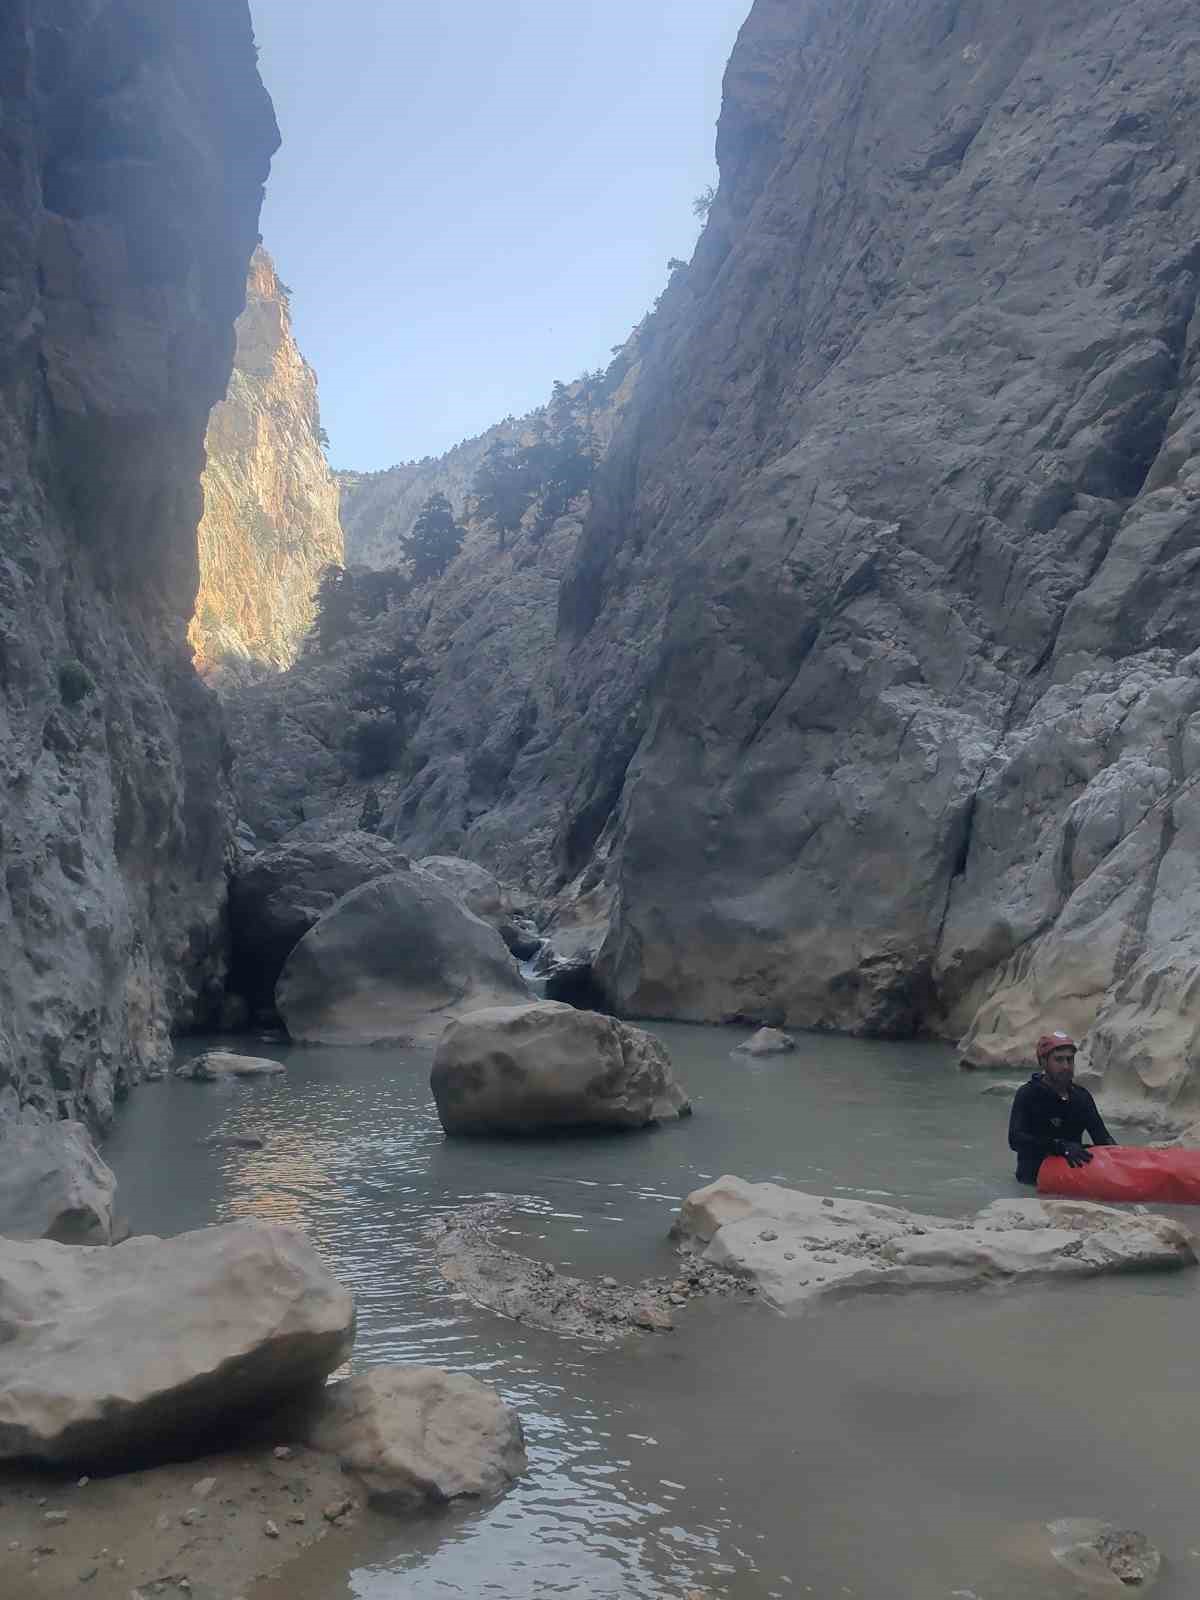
[{"left": 1053, "top": 1140, "right": 1093, "bottom": 1168}]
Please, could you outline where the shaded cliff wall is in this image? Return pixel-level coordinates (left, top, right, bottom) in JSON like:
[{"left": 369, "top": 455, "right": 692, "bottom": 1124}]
[
  {"left": 0, "top": 2, "right": 277, "bottom": 1124},
  {"left": 191, "top": 246, "right": 343, "bottom": 681}
]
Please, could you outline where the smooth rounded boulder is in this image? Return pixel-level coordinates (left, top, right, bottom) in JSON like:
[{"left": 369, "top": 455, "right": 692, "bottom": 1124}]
[
  {"left": 291, "top": 1366, "right": 526, "bottom": 1507},
  {"left": 431, "top": 1000, "right": 692, "bottom": 1134},
  {"left": 416, "top": 856, "right": 504, "bottom": 921},
  {"left": 276, "top": 871, "right": 530, "bottom": 1046},
  {"left": 0, "top": 1118, "right": 118, "bottom": 1246},
  {"left": 229, "top": 832, "right": 411, "bottom": 1012},
  {"left": 0, "top": 1221, "right": 356, "bottom": 1465}
]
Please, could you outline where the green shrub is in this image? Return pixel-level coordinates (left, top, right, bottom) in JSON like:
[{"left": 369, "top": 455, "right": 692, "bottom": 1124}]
[{"left": 58, "top": 659, "right": 94, "bottom": 706}]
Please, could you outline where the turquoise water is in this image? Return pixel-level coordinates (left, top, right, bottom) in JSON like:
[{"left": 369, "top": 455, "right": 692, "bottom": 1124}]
[{"left": 104, "top": 1025, "right": 1200, "bottom": 1599}]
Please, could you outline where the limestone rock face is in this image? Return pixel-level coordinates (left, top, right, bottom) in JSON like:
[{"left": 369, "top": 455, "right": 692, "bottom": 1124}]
[
  {"left": 0, "top": 3, "right": 277, "bottom": 1124},
  {"left": 0, "top": 1118, "right": 118, "bottom": 1245},
  {"left": 292, "top": 1366, "right": 527, "bottom": 1507},
  {"left": 190, "top": 247, "right": 344, "bottom": 683},
  {"left": 416, "top": 856, "right": 504, "bottom": 921},
  {"left": 229, "top": 0, "right": 1200, "bottom": 1107},
  {"left": 229, "top": 832, "right": 411, "bottom": 1014},
  {"left": 673, "top": 1177, "right": 1196, "bottom": 1314},
  {"left": 276, "top": 872, "right": 529, "bottom": 1045},
  {"left": 431, "top": 1000, "right": 691, "bottom": 1134},
  {"left": 0, "top": 1222, "right": 356, "bottom": 1465}
]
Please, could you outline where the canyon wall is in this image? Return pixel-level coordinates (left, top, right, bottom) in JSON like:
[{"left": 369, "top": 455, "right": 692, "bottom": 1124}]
[
  {"left": 190, "top": 246, "right": 343, "bottom": 682},
  {"left": 232, "top": 0, "right": 1200, "bottom": 1112},
  {"left": 0, "top": 1, "right": 276, "bottom": 1123}
]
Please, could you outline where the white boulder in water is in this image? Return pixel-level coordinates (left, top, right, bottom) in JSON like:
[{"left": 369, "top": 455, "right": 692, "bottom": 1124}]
[
  {"left": 0, "top": 1221, "right": 356, "bottom": 1465},
  {"left": 431, "top": 1000, "right": 691, "bottom": 1134},
  {"left": 0, "top": 1118, "right": 118, "bottom": 1245},
  {"left": 733, "top": 1027, "right": 796, "bottom": 1056},
  {"left": 288, "top": 1365, "right": 526, "bottom": 1507},
  {"left": 176, "top": 1051, "right": 285, "bottom": 1080},
  {"left": 672, "top": 1177, "right": 1195, "bottom": 1314}
]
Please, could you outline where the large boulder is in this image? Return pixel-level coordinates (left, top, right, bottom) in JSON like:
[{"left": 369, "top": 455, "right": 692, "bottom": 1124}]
[
  {"left": 416, "top": 857, "right": 504, "bottom": 921},
  {"left": 0, "top": 1222, "right": 356, "bottom": 1465},
  {"left": 431, "top": 1000, "right": 691, "bottom": 1135},
  {"left": 229, "top": 832, "right": 411, "bottom": 1013},
  {"left": 0, "top": 1118, "right": 118, "bottom": 1246},
  {"left": 672, "top": 1177, "right": 1195, "bottom": 1314},
  {"left": 290, "top": 1366, "right": 526, "bottom": 1507},
  {"left": 276, "top": 872, "right": 529, "bottom": 1046}
]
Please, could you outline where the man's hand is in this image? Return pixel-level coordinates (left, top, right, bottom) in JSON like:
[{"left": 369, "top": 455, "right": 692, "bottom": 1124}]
[{"left": 1054, "top": 1140, "right": 1093, "bottom": 1168}]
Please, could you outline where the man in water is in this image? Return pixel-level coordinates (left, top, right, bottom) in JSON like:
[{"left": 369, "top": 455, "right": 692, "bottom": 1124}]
[{"left": 1008, "top": 1031, "right": 1117, "bottom": 1185}]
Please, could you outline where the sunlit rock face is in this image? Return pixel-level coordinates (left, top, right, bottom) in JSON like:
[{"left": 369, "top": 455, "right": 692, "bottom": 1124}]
[
  {"left": 191, "top": 246, "right": 343, "bottom": 683},
  {"left": 0, "top": 2, "right": 277, "bottom": 1125}
]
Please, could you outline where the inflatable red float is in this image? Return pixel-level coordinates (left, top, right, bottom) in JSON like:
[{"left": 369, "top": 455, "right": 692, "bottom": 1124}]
[{"left": 1037, "top": 1146, "right": 1200, "bottom": 1204}]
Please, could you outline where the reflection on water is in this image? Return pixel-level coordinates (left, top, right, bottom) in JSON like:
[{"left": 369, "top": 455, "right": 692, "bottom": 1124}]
[{"left": 104, "top": 1026, "right": 1200, "bottom": 1599}]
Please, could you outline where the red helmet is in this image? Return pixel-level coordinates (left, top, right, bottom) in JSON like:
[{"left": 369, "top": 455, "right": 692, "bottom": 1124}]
[{"left": 1036, "top": 1031, "right": 1077, "bottom": 1063}]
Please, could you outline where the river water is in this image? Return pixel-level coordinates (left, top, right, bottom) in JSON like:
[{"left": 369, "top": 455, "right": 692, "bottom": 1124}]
[{"left": 105, "top": 1026, "right": 1200, "bottom": 1600}]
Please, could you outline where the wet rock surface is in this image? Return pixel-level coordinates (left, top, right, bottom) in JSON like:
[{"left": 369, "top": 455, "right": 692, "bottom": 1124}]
[
  {"left": 281, "top": 1366, "right": 527, "bottom": 1508},
  {"left": 672, "top": 1177, "right": 1197, "bottom": 1315},
  {"left": 429, "top": 1204, "right": 751, "bottom": 1344},
  {"left": 1048, "top": 1518, "right": 1163, "bottom": 1590},
  {"left": 734, "top": 1028, "right": 796, "bottom": 1057},
  {"left": 430, "top": 1000, "right": 691, "bottom": 1134},
  {"left": 176, "top": 1052, "right": 285, "bottom": 1082}
]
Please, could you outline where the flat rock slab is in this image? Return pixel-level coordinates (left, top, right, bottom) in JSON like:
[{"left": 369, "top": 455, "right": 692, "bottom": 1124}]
[
  {"left": 0, "top": 1118, "right": 118, "bottom": 1245},
  {"left": 0, "top": 1222, "right": 356, "bottom": 1466},
  {"left": 176, "top": 1051, "right": 285, "bottom": 1080},
  {"left": 431, "top": 1000, "right": 691, "bottom": 1134},
  {"left": 286, "top": 1365, "right": 526, "bottom": 1507},
  {"left": 672, "top": 1177, "right": 1196, "bottom": 1315}
]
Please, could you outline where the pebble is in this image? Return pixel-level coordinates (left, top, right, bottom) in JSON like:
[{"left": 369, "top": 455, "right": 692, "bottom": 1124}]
[
  {"left": 287, "top": 1513, "right": 306, "bottom": 1525},
  {"left": 177, "top": 1582, "right": 191, "bottom": 1595},
  {"left": 77, "top": 1476, "right": 90, "bottom": 1488},
  {"left": 44, "top": 1509, "right": 69, "bottom": 1525},
  {"left": 784, "top": 1251, "right": 796, "bottom": 1261},
  {"left": 758, "top": 1229, "right": 779, "bottom": 1242},
  {"left": 322, "top": 1496, "right": 354, "bottom": 1523},
  {"left": 190, "top": 1476, "right": 218, "bottom": 1500},
  {"left": 601, "top": 1276, "right": 618, "bottom": 1289},
  {"left": 7, "top": 1540, "right": 19, "bottom": 1551},
  {"left": 155, "top": 1513, "right": 172, "bottom": 1533},
  {"left": 272, "top": 1445, "right": 292, "bottom": 1461},
  {"left": 79, "top": 1567, "right": 99, "bottom": 1583},
  {"left": 264, "top": 1519, "right": 280, "bottom": 1539},
  {"left": 179, "top": 1507, "right": 204, "bottom": 1526},
  {"left": 34, "top": 1543, "right": 56, "bottom": 1556}
]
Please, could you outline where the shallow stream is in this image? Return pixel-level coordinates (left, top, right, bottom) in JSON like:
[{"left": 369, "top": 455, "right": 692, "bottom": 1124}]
[{"left": 106, "top": 1026, "right": 1200, "bottom": 1599}]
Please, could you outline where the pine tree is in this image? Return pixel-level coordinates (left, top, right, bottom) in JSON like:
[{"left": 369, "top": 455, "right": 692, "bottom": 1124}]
[{"left": 403, "top": 492, "right": 465, "bottom": 584}]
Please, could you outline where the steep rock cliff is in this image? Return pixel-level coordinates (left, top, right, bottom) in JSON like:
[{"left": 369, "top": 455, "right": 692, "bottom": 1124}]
[
  {"left": 0, "top": 2, "right": 277, "bottom": 1124},
  {"left": 191, "top": 247, "right": 343, "bottom": 681},
  {"left": 232, "top": 0, "right": 1200, "bottom": 1114}
]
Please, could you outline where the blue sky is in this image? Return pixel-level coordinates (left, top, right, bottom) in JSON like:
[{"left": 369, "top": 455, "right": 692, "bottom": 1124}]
[{"left": 249, "top": 0, "right": 749, "bottom": 471}]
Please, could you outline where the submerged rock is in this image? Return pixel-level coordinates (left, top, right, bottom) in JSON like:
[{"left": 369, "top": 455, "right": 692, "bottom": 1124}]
[
  {"left": 431, "top": 1000, "right": 691, "bottom": 1134},
  {"left": 1048, "top": 1519, "right": 1162, "bottom": 1590},
  {"left": 0, "top": 1119, "right": 118, "bottom": 1246},
  {"left": 0, "top": 1222, "right": 356, "bottom": 1465},
  {"left": 734, "top": 1027, "right": 796, "bottom": 1056},
  {"left": 287, "top": 1366, "right": 526, "bottom": 1507},
  {"left": 277, "top": 871, "right": 529, "bottom": 1046},
  {"left": 176, "top": 1052, "right": 285, "bottom": 1081},
  {"left": 672, "top": 1177, "right": 1195, "bottom": 1315}
]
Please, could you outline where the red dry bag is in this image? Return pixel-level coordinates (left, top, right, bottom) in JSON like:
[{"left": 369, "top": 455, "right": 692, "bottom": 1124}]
[{"left": 1038, "top": 1145, "right": 1200, "bottom": 1204}]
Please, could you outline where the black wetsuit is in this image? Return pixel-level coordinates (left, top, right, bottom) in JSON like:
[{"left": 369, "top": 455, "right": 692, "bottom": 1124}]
[{"left": 1008, "top": 1072, "right": 1117, "bottom": 1185}]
